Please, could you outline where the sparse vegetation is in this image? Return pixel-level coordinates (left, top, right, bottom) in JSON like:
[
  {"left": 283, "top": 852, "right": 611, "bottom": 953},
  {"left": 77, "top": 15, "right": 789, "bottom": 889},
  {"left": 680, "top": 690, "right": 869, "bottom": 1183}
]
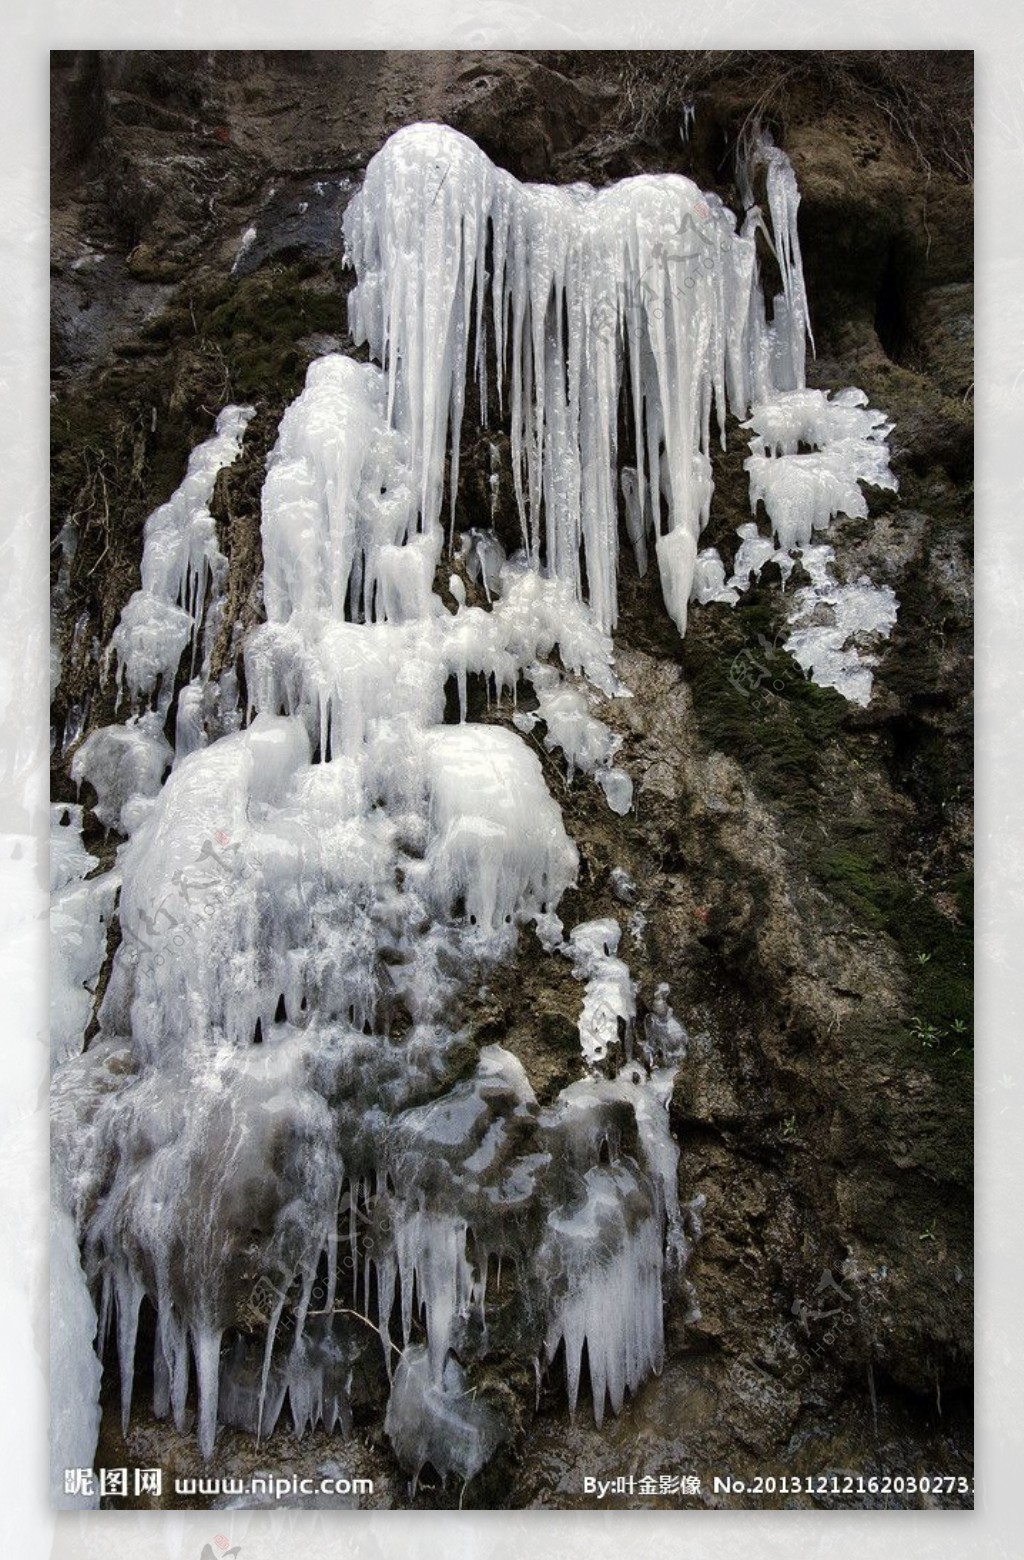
[{"left": 600, "top": 50, "right": 974, "bottom": 182}]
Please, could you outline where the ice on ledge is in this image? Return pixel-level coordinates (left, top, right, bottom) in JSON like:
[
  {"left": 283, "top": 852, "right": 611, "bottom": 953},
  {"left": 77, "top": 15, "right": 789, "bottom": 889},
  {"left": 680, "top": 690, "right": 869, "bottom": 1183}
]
[
  {"left": 744, "top": 386, "right": 896, "bottom": 554},
  {"left": 733, "top": 377, "right": 898, "bottom": 702},
  {"left": 744, "top": 386, "right": 891, "bottom": 456},
  {"left": 566, "top": 919, "right": 637, "bottom": 1068},
  {"left": 785, "top": 544, "right": 899, "bottom": 706}
]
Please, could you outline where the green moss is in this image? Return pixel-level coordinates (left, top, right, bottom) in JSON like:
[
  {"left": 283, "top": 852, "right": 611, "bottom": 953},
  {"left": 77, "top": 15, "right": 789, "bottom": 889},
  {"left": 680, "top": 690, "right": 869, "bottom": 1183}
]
[
  {"left": 813, "top": 819, "right": 972, "bottom": 1055},
  {"left": 683, "top": 584, "right": 848, "bottom": 804},
  {"left": 678, "top": 570, "right": 972, "bottom": 1070},
  {"left": 166, "top": 260, "right": 351, "bottom": 403}
]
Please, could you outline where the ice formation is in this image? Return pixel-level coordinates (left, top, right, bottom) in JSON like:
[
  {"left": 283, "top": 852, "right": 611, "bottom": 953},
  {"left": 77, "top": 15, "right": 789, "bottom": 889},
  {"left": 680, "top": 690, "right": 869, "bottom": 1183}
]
[
  {"left": 564, "top": 918, "right": 637, "bottom": 1069},
  {"left": 784, "top": 545, "right": 899, "bottom": 706},
  {"left": 343, "top": 123, "right": 897, "bottom": 688},
  {"left": 51, "top": 120, "right": 901, "bottom": 1490},
  {"left": 70, "top": 713, "right": 171, "bottom": 833},
  {"left": 51, "top": 1201, "right": 103, "bottom": 1508},
  {"left": 343, "top": 122, "right": 816, "bottom": 636},
  {"left": 53, "top": 344, "right": 680, "bottom": 1476},
  {"left": 744, "top": 389, "right": 896, "bottom": 555},
  {"left": 50, "top": 805, "right": 118, "bottom": 1065},
  {"left": 735, "top": 384, "right": 899, "bottom": 703},
  {"left": 109, "top": 405, "right": 253, "bottom": 714}
]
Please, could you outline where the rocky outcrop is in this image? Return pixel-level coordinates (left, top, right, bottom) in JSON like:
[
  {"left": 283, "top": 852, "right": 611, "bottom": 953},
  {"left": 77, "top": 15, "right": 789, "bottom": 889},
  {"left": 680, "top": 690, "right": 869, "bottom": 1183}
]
[{"left": 50, "top": 50, "right": 973, "bottom": 1508}]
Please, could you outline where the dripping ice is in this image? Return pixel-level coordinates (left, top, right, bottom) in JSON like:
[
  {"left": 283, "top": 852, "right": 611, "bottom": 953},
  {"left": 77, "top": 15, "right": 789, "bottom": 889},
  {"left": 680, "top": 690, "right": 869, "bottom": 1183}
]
[
  {"left": 52, "top": 120, "right": 898, "bottom": 1489},
  {"left": 345, "top": 122, "right": 897, "bottom": 685}
]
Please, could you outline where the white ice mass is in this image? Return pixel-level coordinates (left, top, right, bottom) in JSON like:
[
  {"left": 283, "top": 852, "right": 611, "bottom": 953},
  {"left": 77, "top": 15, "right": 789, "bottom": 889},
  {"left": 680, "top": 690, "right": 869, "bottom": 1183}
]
[{"left": 52, "top": 121, "right": 900, "bottom": 1487}]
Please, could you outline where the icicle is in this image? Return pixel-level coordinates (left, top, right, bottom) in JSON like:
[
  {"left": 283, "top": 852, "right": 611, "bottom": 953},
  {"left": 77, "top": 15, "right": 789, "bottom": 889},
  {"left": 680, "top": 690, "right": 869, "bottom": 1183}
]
[
  {"left": 114, "top": 1267, "right": 144, "bottom": 1434},
  {"left": 193, "top": 1323, "right": 224, "bottom": 1460}
]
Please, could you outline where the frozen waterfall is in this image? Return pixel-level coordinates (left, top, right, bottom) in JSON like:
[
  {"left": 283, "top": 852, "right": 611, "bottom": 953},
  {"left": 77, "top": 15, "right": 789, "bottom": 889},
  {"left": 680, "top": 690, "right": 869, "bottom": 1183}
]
[{"left": 51, "top": 120, "right": 898, "bottom": 1491}]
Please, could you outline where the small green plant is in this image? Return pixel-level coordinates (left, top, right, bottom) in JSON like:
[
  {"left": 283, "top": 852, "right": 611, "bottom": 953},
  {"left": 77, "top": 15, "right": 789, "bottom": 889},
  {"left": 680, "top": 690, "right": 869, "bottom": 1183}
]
[
  {"left": 918, "top": 1221, "right": 937, "bottom": 1244},
  {"left": 909, "top": 1017, "right": 942, "bottom": 1049}
]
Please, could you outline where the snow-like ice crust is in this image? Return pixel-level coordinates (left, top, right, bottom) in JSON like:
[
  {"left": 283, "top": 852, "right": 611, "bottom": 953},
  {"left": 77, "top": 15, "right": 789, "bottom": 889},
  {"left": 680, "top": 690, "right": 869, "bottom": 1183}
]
[
  {"left": 736, "top": 384, "right": 899, "bottom": 702},
  {"left": 51, "top": 122, "right": 898, "bottom": 1487},
  {"left": 784, "top": 544, "right": 900, "bottom": 706}
]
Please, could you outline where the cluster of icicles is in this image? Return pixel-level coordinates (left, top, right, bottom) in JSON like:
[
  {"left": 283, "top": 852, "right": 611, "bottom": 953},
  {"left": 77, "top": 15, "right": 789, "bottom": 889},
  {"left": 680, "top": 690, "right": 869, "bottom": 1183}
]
[{"left": 52, "top": 122, "right": 897, "bottom": 1503}]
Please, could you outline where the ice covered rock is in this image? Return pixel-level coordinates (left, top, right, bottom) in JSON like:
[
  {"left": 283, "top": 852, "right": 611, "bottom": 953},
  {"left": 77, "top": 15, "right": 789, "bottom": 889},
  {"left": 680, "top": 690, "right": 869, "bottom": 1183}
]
[
  {"left": 565, "top": 919, "right": 637, "bottom": 1068},
  {"left": 458, "top": 527, "right": 507, "bottom": 601},
  {"left": 71, "top": 713, "right": 172, "bottom": 834},
  {"left": 385, "top": 1345, "right": 507, "bottom": 1492},
  {"left": 525, "top": 666, "right": 632, "bottom": 813},
  {"left": 609, "top": 866, "right": 638, "bottom": 905},
  {"left": 691, "top": 547, "right": 740, "bottom": 607},
  {"left": 110, "top": 405, "right": 253, "bottom": 711},
  {"left": 596, "top": 768, "right": 634, "bottom": 816},
  {"left": 422, "top": 722, "right": 578, "bottom": 937},
  {"left": 727, "top": 521, "right": 794, "bottom": 589},
  {"left": 642, "top": 982, "right": 688, "bottom": 1068},
  {"left": 784, "top": 544, "right": 899, "bottom": 706}
]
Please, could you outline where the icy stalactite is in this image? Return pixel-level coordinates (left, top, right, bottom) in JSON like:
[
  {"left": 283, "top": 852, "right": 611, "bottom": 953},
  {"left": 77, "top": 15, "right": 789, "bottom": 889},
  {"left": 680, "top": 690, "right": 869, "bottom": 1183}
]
[
  {"left": 261, "top": 356, "right": 421, "bottom": 627},
  {"left": 536, "top": 1055, "right": 686, "bottom": 1426},
  {"left": 344, "top": 122, "right": 814, "bottom": 636},
  {"left": 539, "top": 1164, "right": 665, "bottom": 1428},
  {"left": 745, "top": 438, "right": 897, "bottom": 555},
  {"left": 747, "top": 131, "right": 815, "bottom": 392},
  {"left": 109, "top": 405, "right": 254, "bottom": 714}
]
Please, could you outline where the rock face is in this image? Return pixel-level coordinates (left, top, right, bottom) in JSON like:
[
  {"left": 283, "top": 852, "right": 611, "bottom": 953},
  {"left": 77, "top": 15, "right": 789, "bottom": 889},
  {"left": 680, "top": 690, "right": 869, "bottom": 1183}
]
[{"left": 50, "top": 51, "right": 973, "bottom": 1508}]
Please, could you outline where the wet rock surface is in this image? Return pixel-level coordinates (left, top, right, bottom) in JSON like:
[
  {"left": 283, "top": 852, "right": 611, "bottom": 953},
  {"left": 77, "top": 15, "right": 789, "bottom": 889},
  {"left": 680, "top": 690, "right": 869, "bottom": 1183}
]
[{"left": 51, "top": 50, "right": 972, "bottom": 1508}]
